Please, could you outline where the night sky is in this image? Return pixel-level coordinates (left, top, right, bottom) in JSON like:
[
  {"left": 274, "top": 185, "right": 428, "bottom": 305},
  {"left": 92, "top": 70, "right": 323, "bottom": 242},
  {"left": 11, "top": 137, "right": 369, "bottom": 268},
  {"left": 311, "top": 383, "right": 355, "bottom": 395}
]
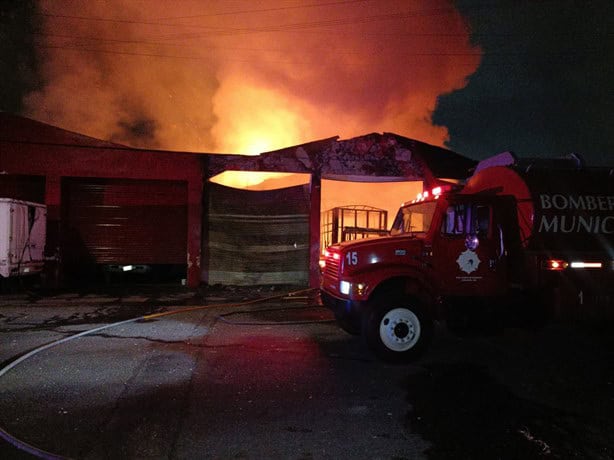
[
  {"left": 0, "top": 1, "right": 41, "bottom": 114},
  {"left": 433, "top": 0, "right": 614, "bottom": 166},
  {"left": 1, "top": 0, "right": 612, "bottom": 166}
]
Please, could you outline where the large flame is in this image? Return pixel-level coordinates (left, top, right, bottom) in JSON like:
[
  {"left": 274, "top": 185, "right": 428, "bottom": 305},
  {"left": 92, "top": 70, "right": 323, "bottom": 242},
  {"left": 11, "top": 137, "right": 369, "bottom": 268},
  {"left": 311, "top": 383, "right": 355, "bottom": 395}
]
[{"left": 25, "top": 0, "right": 481, "bottom": 190}]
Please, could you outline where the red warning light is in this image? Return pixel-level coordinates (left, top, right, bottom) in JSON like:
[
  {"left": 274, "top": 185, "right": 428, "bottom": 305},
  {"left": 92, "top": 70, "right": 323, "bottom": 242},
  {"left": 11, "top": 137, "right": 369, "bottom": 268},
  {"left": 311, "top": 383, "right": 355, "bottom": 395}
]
[{"left": 544, "top": 259, "right": 568, "bottom": 271}]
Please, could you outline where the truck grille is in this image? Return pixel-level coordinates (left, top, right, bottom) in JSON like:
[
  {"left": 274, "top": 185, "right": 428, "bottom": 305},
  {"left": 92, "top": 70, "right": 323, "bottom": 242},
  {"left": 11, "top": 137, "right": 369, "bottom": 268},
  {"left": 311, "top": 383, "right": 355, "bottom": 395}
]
[{"left": 324, "top": 253, "right": 340, "bottom": 280}]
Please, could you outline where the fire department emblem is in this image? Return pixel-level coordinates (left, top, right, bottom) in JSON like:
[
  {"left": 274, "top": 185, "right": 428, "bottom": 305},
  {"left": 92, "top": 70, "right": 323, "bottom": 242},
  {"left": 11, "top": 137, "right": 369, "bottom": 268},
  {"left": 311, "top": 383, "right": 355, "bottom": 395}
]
[{"left": 457, "top": 249, "right": 481, "bottom": 274}]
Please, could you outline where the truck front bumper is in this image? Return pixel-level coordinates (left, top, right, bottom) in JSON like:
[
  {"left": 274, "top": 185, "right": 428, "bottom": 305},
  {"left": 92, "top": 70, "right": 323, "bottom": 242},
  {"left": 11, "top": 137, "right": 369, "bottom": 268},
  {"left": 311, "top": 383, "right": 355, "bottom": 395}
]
[{"left": 320, "top": 289, "right": 366, "bottom": 327}]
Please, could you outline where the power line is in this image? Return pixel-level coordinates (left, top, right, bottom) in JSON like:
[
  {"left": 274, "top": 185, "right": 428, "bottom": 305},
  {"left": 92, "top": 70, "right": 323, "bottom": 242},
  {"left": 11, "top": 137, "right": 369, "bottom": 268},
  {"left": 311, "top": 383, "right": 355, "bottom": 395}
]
[
  {"left": 31, "top": 3, "right": 614, "bottom": 44},
  {"left": 158, "top": 0, "right": 374, "bottom": 20},
  {"left": 35, "top": 6, "right": 466, "bottom": 32},
  {"left": 27, "top": 1, "right": 611, "bottom": 66},
  {"left": 32, "top": 42, "right": 607, "bottom": 63},
  {"left": 32, "top": 43, "right": 484, "bottom": 63},
  {"left": 29, "top": 29, "right": 614, "bottom": 47},
  {"left": 37, "top": 1, "right": 576, "bottom": 32}
]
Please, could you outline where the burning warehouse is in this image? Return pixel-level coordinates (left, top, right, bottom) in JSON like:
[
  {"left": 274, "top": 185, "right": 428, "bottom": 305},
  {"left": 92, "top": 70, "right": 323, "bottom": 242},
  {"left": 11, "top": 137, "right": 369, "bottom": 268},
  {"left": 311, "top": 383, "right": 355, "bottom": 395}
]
[
  {"left": 0, "top": 113, "right": 475, "bottom": 289},
  {"left": 0, "top": 1, "right": 482, "bottom": 289}
]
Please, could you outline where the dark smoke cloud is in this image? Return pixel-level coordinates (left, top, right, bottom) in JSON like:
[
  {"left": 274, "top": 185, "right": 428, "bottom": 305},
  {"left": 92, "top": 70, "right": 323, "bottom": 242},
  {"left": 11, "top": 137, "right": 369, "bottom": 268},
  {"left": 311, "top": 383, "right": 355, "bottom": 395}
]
[
  {"left": 24, "top": 0, "right": 480, "bottom": 156},
  {"left": 0, "top": 1, "right": 43, "bottom": 113}
]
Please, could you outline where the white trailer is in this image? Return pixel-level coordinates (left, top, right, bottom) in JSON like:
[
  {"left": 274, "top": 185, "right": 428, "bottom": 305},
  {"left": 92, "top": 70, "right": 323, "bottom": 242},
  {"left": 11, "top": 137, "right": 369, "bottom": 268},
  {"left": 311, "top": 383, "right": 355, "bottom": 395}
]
[{"left": 0, "top": 198, "right": 47, "bottom": 278}]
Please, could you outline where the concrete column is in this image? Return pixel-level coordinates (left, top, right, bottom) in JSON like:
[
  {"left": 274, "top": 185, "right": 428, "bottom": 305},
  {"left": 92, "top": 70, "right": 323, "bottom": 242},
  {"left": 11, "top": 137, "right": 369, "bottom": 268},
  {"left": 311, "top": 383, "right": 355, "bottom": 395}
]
[
  {"left": 308, "top": 173, "right": 321, "bottom": 288},
  {"left": 44, "top": 175, "right": 62, "bottom": 287},
  {"left": 186, "top": 178, "right": 203, "bottom": 288}
]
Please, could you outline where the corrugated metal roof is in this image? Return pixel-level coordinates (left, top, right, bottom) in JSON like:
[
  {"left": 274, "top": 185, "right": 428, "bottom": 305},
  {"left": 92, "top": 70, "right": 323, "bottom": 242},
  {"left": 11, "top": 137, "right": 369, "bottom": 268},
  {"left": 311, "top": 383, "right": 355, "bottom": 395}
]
[
  {"left": 386, "top": 133, "right": 477, "bottom": 180},
  {"left": 208, "top": 132, "right": 476, "bottom": 183},
  {"left": 0, "top": 112, "right": 128, "bottom": 149},
  {"left": 1, "top": 113, "right": 477, "bottom": 182}
]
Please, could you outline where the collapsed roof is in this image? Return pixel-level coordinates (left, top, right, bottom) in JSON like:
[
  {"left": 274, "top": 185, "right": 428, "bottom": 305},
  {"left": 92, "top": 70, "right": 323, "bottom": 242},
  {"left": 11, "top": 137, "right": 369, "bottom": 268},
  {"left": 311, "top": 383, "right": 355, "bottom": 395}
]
[
  {"left": 207, "top": 132, "right": 476, "bottom": 186},
  {"left": 1, "top": 113, "right": 476, "bottom": 185}
]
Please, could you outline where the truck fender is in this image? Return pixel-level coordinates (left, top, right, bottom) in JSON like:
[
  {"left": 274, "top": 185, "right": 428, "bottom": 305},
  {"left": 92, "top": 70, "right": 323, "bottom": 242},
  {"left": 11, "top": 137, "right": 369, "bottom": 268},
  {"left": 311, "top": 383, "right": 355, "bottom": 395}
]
[{"left": 367, "top": 275, "right": 436, "bottom": 318}]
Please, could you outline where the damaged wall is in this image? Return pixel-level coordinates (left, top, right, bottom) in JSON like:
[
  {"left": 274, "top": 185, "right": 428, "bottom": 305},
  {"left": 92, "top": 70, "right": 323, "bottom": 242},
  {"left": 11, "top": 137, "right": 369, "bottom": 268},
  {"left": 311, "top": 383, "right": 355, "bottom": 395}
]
[{"left": 204, "top": 183, "right": 310, "bottom": 286}]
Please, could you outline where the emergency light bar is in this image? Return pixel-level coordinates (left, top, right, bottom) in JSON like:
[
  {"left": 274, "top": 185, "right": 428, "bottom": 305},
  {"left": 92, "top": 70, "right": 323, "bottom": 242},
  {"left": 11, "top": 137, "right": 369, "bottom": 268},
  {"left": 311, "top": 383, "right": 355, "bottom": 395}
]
[{"left": 410, "top": 185, "right": 450, "bottom": 204}]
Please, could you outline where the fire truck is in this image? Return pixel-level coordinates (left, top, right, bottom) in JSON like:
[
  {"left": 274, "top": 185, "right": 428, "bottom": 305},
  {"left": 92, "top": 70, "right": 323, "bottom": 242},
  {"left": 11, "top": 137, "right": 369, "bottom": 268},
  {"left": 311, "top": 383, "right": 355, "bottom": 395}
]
[{"left": 319, "top": 152, "right": 614, "bottom": 362}]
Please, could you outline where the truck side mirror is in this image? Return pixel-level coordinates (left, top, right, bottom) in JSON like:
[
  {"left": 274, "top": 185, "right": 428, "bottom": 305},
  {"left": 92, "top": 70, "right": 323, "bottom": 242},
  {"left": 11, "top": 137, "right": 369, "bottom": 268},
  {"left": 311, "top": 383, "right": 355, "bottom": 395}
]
[{"left": 497, "top": 224, "right": 505, "bottom": 259}]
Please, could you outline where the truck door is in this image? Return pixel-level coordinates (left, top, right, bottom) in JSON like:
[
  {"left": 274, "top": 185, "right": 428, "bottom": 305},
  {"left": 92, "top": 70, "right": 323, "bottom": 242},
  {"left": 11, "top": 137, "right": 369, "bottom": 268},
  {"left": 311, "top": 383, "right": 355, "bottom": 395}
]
[{"left": 432, "top": 198, "right": 508, "bottom": 297}]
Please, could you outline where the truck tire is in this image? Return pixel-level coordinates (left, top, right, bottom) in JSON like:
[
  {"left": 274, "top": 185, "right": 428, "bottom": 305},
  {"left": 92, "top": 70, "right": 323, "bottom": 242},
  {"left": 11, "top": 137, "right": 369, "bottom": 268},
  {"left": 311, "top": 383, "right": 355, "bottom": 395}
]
[{"left": 363, "top": 294, "right": 433, "bottom": 363}]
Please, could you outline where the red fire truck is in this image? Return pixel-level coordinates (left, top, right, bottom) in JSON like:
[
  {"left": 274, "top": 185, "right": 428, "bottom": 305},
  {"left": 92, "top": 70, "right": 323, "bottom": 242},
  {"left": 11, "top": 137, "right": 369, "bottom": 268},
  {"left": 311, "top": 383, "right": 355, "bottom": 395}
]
[{"left": 319, "top": 152, "right": 614, "bottom": 362}]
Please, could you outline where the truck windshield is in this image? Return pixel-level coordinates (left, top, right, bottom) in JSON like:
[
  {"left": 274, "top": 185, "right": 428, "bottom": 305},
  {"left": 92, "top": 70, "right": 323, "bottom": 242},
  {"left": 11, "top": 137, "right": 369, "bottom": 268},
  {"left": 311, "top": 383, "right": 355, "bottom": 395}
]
[{"left": 390, "top": 201, "right": 438, "bottom": 235}]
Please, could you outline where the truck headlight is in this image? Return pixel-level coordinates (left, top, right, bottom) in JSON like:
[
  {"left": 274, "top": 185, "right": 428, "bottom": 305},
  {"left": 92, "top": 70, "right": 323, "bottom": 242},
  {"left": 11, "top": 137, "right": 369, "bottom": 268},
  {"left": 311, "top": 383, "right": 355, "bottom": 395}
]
[{"left": 340, "top": 281, "right": 351, "bottom": 295}]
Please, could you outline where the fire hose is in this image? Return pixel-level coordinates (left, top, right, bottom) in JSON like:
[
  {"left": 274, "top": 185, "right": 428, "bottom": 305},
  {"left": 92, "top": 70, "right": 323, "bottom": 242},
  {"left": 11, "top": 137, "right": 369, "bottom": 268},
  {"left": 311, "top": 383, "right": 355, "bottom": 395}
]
[{"left": 0, "top": 287, "right": 321, "bottom": 459}]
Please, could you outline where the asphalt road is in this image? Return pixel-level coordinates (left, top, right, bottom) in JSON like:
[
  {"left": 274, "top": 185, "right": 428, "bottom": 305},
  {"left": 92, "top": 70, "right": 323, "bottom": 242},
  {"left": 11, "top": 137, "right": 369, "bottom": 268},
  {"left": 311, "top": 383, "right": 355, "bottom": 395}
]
[{"left": 1, "top": 286, "right": 613, "bottom": 459}]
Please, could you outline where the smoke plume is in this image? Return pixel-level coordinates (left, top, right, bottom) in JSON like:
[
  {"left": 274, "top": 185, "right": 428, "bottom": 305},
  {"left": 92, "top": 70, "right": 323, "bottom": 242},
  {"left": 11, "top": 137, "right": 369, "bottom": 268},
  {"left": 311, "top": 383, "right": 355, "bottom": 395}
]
[{"left": 25, "top": 0, "right": 480, "bottom": 157}]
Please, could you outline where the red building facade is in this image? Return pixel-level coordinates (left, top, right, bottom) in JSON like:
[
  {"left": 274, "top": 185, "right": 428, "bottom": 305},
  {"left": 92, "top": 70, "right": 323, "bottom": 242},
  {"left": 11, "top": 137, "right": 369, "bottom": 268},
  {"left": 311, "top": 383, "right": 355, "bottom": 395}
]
[{"left": 0, "top": 113, "right": 204, "bottom": 287}]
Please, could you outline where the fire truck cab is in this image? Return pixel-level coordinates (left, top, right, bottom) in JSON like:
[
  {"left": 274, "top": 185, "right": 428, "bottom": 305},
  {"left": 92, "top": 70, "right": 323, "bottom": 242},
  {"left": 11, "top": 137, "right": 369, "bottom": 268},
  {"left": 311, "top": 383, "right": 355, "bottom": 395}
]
[{"left": 319, "top": 152, "right": 614, "bottom": 362}]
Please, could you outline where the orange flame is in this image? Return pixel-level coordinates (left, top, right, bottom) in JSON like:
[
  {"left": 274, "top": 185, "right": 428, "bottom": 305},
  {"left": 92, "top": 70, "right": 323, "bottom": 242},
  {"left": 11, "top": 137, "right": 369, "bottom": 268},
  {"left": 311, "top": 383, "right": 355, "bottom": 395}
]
[{"left": 26, "top": 1, "right": 481, "bottom": 192}]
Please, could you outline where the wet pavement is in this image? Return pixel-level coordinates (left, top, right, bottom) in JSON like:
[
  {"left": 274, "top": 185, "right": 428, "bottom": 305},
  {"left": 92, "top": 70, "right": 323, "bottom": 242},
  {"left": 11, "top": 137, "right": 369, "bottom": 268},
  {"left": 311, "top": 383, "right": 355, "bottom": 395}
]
[
  {"left": 0, "top": 285, "right": 613, "bottom": 459},
  {"left": 408, "top": 325, "right": 614, "bottom": 459}
]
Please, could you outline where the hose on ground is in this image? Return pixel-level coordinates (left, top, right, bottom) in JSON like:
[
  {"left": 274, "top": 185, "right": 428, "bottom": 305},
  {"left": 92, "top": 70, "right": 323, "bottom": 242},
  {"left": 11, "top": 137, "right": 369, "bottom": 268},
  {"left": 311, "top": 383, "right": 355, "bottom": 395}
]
[{"left": 0, "top": 287, "right": 318, "bottom": 459}]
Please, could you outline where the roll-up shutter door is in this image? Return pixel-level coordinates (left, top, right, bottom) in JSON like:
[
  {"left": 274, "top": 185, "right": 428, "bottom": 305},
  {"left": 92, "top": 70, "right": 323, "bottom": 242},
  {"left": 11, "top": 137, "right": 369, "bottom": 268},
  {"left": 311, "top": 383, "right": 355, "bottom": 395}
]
[
  {"left": 206, "top": 183, "right": 310, "bottom": 285},
  {"left": 62, "top": 178, "right": 187, "bottom": 271}
]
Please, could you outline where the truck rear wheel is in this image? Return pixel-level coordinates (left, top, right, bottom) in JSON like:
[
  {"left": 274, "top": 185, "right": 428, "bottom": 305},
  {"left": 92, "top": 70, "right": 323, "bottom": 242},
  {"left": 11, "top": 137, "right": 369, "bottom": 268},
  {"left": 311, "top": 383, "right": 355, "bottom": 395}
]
[{"left": 363, "top": 294, "right": 432, "bottom": 363}]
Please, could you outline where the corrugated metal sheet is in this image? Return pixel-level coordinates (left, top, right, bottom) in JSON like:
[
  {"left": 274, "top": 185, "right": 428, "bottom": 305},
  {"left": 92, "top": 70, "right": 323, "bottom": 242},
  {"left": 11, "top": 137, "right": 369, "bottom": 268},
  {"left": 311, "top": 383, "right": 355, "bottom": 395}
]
[
  {"left": 207, "top": 133, "right": 477, "bottom": 184},
  {"left": 205, "top": 183, "right": 310, "bottom": 285},
  {"left": 62, "top": 179, "right": 187, "bottom": 269}
]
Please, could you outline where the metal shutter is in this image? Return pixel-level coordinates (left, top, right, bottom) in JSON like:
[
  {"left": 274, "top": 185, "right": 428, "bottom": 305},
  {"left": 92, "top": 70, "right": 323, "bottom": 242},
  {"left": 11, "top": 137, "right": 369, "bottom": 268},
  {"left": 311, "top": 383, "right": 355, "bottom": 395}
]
[
  {"left": 205, "top": 183, "right": 310, "bottom": 285},
  {"left": 62, "top": 178, "right": 187, "bottom": 269}
]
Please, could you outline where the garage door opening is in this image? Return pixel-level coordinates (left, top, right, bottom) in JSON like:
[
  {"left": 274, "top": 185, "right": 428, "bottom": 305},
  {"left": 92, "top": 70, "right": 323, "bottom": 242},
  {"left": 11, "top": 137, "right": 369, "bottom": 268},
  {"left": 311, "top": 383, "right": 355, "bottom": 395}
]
[
  {"left": 210, "top": 171, "right": 310, "bottom": 191},
  {"left": 61, "top": 178, "right": 188, "bottom": 285},
  {"left": 204, "top": 181, "right": 310, "bottom": 286},
  {"left": 210, "top": 171, "right": 421, "bottom": 235},
  {"left": 207, "top": 172, "right": 422, "bottom": 284}
]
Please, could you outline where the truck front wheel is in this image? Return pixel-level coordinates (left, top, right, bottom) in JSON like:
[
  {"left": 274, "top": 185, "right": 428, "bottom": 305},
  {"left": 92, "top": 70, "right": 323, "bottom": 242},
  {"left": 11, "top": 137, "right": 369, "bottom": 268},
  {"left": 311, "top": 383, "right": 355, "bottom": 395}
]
[{"left": 363, "top": 295, "right": 432, "bottom": 363}]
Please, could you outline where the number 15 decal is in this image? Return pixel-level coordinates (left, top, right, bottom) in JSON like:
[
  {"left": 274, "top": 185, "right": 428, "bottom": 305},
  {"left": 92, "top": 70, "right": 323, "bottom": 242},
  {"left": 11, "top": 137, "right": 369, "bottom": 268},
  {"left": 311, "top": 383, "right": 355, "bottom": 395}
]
[{"left": 346, "top": 251, "right": 358, "bottom": 265}]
